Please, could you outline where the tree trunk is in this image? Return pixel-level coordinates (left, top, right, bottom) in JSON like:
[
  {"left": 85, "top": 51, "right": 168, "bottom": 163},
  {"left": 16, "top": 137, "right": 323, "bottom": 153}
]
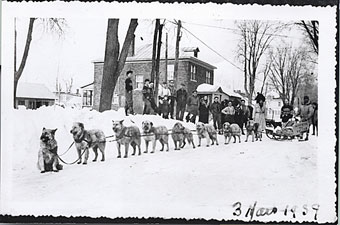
[
  {"left": 154, "top": 23, "right": 163, "bottom": 100},
  {"left": 174, "top": 20, "right": 181, "bottom": 89},
  {"left": 98, "top": 19, "right": 138, "bottom": 112},
  {"left": 13, "top": 18, "right": 35, "bottom": 108},
  {"left": 150, "top": 19, "right": 160, "bottom": 83}
]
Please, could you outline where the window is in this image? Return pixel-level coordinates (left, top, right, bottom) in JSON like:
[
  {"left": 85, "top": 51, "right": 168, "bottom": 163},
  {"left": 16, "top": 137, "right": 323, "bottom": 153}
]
[
  {"left": 83, "top": 90, "right": 93, "bottom": 106},
  {"left": 113, "top": 91, "right": 119, "bottom": 104},
  {"left": 167, "top": 64, "right": 174, "bottom": 81},
  {"left": 190, "top": 65, "right": 197, "bottom": 81},
  {"left": 278, "top": 101, "right": 281, "bottom": 107},
  {"left": 136, "top": 75, "right": 144, "bottom": 90},
  {"left": 206, "top": 71, "right": 211, "bottom": 84}
]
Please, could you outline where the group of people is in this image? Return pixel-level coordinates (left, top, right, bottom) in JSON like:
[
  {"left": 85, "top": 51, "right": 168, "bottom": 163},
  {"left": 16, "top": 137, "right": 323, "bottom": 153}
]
[{"left": 125, "top": 71, "right": 318, "bottom": 141}]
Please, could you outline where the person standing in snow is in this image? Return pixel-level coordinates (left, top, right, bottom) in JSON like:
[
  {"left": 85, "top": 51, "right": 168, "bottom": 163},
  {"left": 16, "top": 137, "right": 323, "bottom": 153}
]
[
  {"left": 253, "top": 93, "right": 267, "bottom": 133},
  {"left": 240, "top": 100, "right": 249, "bottom": 135},
  {"left": 234, "top": 101, "right": 244, "bottom": 133},
  {"left": 142, "top": 79, "right": 153, "bottom": 115},
  {"left": 186, "top": 90, "right": 200, "bottom": 123},
  {"left": 125, "top": 70, "right": 134, "bottom": 116},
  {"left": 176, "top": 83, "right": 188, "bottom": 121},
  {"left": 210, "top": 96, "right": 222, "bottom": 133},
  {"left": 158, "top": 82, "right": 171, "bottom": 115},
  {"left": 311, "top": 102, "right": 318, "bottom": 136},
  {"left": 296, "top": 96, "right": 314, "bottom": 141},
  {"left": 198, "top": 95, "right": 210, "bottom": 124},
  {"left": 168, "top": 81, "right": 176, "bottom": 119},
  {"left": 221, "top": 101, "right": 235, "bottom": 124}
]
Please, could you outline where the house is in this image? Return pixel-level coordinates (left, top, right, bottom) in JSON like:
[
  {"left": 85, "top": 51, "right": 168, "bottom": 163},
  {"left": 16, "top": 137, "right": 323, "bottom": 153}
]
[
  {"left": 196, "top": 83, "right": 244, "bottom": 104},
  {"left": 85, "top": 42, "right": 217, "bottom": 113},
  {"left": 266, "top": 90, "right": 283, "bottom": 121},
  {"left": 54, "top": 90, "right": 82, "bottom": 109},
  {"left": 80, "top": 83, "right": 94, "bottom": 108},
  {"left": 16, "top": 82, "right": 55, "bottom": 109}
]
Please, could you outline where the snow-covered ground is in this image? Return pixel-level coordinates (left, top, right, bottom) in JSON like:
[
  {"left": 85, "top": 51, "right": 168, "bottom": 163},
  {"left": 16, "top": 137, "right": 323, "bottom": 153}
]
[{"left": 0, "top": 106, "right": 326, "bottom": 222}]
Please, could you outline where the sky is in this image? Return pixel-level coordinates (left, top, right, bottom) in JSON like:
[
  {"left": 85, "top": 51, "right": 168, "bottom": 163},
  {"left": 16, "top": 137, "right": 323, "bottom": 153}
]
[{"left": 15, "top": 18, "right": 308, "bottom": 93}]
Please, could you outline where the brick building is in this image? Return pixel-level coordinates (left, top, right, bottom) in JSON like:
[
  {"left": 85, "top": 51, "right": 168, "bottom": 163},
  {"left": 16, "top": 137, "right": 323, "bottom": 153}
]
[{"left": 86, "top": 43, "right": 216, "bottom": 113}]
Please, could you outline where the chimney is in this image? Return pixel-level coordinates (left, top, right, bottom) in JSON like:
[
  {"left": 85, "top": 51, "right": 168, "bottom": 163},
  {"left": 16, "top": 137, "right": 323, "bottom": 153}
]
[{"left": 128, "top": 35, "right": 135, "bottom": 57}]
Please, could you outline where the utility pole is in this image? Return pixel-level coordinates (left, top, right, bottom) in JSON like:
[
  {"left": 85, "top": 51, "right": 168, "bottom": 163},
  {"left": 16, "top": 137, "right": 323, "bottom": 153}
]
[
  {"left": 165, "top": 32, "right": 168, "bottom": 83},
  {"left": 174, "top": 20, "right": 181, "bottom": 89},
  {"left": 14, "top": 18, "right": 17, "bottom": 75}
]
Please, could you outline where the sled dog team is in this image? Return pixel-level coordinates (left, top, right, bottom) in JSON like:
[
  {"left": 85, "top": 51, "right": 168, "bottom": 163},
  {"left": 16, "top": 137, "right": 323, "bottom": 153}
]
[{"left": 38, "top": 120, "right": 262, "bottom": 173}]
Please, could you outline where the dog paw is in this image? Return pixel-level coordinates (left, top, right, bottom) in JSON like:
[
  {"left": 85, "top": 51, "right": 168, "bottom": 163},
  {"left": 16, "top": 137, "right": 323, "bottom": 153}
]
[
  {"left": 216, "top": 143, "right": 219, "bottom": 145},
  {"left": 150, "top": 151, "right": 155, "bottom": 154},
  {"left": 92, "top": 159, "right": 97, "bottom": 162},
  {"left": 77, "top": 161, "right": 82, "bottom": 164},
  {"left": 124, "top": 155, "right": 128, "bottom": 158},
  {"left": 101, "top": 159, "right": 105, "bottom": 162},
  {"left": 132, "top": 153, "right": 135, "bottom": 156},
  {"left": 53, "top": 170, "right": 59, "bottom": 172},
  {"left": 82, "top": 162, "right": 87, "bottom": 165},
  {"left": 206, "top": 145, "right": 210, "bottom": 147},
  {"left": 198, "top": 145, "right": 201, "bottom": 147},
  {"left": 143, "top": 151, "right": 148, "bottom": 153},
  {"left": 40, "top": 171, "right": 46, "bottom": 173},
  {"left": 117, "top": 155, "right": 121, "bottom": 158}
]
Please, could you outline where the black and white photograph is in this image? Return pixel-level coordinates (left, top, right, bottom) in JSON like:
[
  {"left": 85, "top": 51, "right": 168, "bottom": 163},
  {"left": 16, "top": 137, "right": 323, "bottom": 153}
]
[{"left": 0, "top": 2, "right": 337, "bottom": 223}]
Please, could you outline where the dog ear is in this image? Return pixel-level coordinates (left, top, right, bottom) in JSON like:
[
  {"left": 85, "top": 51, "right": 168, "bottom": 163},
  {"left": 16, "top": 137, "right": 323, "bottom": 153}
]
[
  {"left": 120, "top": 120, "right": 124, "bottom": 125},
  {"left": 42, "top": 127, "right": 46, "bottom": 131},
  {"left": 150, "top": 122, "right": 153, "bottom": 126},
  {"left": 52, "top": 129, "right": 57, "bottom": 134}
]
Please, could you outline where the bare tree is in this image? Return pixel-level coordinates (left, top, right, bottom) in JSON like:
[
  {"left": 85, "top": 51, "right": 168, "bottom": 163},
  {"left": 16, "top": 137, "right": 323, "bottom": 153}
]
[
  {"left": 14, "top": 18, "right": 67, "bottom": 108},
  {"left": 268, "top": 45, "right": 291, "bottom": 102},
  {"left": 296, "top": 20, "right": 319, "bottom": 55},
  {"left": 64, "top": 77, "right": 73, "bottom": 93},
  {"left": 98, "top": 19, "right": 138, "bottom": 112},
  {"left": 268, "top": 44, "right": 309, "bottom": 105},
  {"left": 236, "top": 21, "right": 279, "bottom": 104},
  {"left": 260, "top": 59, "right": 271, "bottom": 94}
]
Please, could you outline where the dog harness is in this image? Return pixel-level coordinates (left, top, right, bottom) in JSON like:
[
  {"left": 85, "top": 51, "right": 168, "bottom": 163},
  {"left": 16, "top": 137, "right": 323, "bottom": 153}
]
[{"left": 74, "top": 131, "right": 92, "bottom": 145}]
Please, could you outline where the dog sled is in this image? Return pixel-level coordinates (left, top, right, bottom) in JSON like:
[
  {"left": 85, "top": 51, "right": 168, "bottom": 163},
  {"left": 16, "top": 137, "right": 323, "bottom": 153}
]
[{"left": 265, "top": 118, "right": 309, "bottom": 141}]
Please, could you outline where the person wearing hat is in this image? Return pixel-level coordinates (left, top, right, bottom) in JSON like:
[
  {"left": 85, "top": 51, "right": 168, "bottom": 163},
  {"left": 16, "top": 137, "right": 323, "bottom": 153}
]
[
  {"left": 186, "top": 90, "right": 200, "bottom": 123},
  {"left": 176, "top": 83, "right": 188, "bottom": 121},
  {"left": 158, "top": 81, "right": 171, "bottom": 115},
  {"left": 253, "top": 92, "right": 267, "bottom": 134},
  {"left": 168, "top": 81, "right": 176, "bottom": 119},
  {"left": 296, "top": 95, "right": 314, "bottom": 141},
  {"left": 124, "top": 70, "right": 134, "bottom": 116}
]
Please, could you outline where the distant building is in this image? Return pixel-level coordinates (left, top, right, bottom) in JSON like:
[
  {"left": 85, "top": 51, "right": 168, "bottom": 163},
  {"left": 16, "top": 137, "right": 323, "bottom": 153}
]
[
  {"left": 84, "top": 42, "right": 217, "bottom": 113},
  {"left": 54, "top": 90, "right": 82, "bottom": 109},
  {"left": 16, "top": 82, "right": 55, "bottom": 109},
  {"left": 196, "top": 83, "right": 244, "bottom": 103},
  {"left": 80, "top": 83, "right": 94, "bottom": 108},
  {"left": 266, "top": 90, "right": 282, "bottom": 121}
]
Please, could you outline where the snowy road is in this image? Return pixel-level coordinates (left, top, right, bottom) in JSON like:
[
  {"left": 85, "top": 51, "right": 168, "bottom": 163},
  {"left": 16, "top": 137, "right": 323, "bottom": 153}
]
[{"left": 1, "top": 108, "right": 320, "bottom": 221}]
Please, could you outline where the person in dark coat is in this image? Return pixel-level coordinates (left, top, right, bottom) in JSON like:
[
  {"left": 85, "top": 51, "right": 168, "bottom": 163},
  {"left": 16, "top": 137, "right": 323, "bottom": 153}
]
[
  {"left": 280, "top": 99, "right": 294, "bottom": 125},
  {"left": 176, "top": 83, "right": 188, "bottom": 121},
  {"left": 142, "top": 79, "right": 153, "bottom": 115},
  {"left": 234, "top": 102, "right": 244, "bottom": 133},
  {"left": 296, "top": 96, "right": 314, "bottom": 141},
  {"left": 186, "top": 90, "right": 200, "bottom": 123},
  {"left": 311, "top": 102, "right": 318, "bottom": 136},
  {"left": 124, "top": 70, "right": 134, "bottom": 116},
  {"left": 255, "top": 92, "right": 266, "bottom": 103},
  {"left": 210, "top": 96, "right": 222, "bottom": 133},
  {"left": 240, "top": 100, "right": 249, "bottom": 134},
  {"left": 161, "top": 95, "right": 170, "bottom": 119},
  {"left": 198, "top": 96, "right": 210, "bottom": 123}
]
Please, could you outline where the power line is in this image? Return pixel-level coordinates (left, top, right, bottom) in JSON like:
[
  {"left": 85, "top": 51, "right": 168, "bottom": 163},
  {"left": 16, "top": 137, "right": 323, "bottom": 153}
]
[
  {"left": 182, "top": 21, "right": 302, "bottom": 40},
  {"left": 181, "top": 25, "right": 244, "bottom": 72}
]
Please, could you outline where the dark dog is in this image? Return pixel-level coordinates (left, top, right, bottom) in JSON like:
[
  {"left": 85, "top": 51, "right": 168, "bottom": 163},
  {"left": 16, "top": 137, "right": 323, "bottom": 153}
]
[
  {"left": 254, "top": 122, "right": 262, "bottom": 141},
  {"left": 245, "top": 120, "right": 255, "bottom": 142},
  {"left": 37, "top": 128, "right": 63, "bottom": 173},
  {"left": 112, "top": 120, "right": 141, "bottom": 158},
  {"left": 196, "top": 122, "right": 218, "bottom": 147},
  {"left": 142, "top": 120, "right": 169, "bottom": 153},
  {"left": 223, "top": 122, "right": 241, "bottom": 144},
  {"left": 70, "top": 122, "right": 106, "bottom": 165}
]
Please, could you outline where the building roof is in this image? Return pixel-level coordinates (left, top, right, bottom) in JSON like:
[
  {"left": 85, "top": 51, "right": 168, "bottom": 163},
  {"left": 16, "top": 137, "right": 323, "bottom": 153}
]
[
  {"left": 17, "top": 82, "right": 55, "bottom": 100},
  {"left": 197, "top": 83, "right": 221, "bottom": 93},
  {"left": 80, "top": 82, "right": 94, "bottom": 89},
  {"left": 93, "top": 44, "right": 216, "bottom": 70},
  {"left": 222, "top": 87, "right": 244, "bottom": 99}
]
